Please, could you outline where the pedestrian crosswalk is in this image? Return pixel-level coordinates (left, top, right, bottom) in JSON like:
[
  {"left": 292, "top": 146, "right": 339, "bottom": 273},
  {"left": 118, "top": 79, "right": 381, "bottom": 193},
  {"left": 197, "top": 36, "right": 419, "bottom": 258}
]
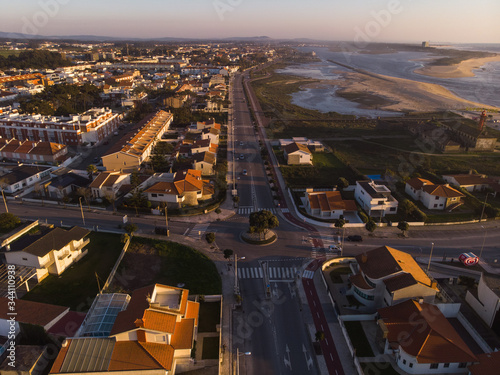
[
  {"left": 237, "top": 207, "right": 277, "bottom": 215},
  {"left": 238, "top": 266, "right": 299, "bottom": 280},
  {"left": 302, "top": 270, "right": 315, "bottom": 279},
  {"left": 186, "top": 223, "right": 212, "bottom": 239}
]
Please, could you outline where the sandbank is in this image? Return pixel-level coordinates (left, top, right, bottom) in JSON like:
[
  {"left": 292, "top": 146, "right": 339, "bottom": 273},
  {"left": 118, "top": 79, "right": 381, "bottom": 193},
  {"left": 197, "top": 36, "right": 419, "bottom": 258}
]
[{"left": 414, "top": 56, "right": 500, "bottom": 79}]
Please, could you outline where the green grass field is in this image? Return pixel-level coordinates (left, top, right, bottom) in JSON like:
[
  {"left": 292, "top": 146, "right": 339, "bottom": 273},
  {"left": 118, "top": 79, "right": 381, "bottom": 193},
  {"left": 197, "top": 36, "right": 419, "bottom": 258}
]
[
  {"left": 0, "top": 49, "right": 22, "bottom": 58},
  {"left": 198, "top": 301, "right": 221, "bottom": 333}
]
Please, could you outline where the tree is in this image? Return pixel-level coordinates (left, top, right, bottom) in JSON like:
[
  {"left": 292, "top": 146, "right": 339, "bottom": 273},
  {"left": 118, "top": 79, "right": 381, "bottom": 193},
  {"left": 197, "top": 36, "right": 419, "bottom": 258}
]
[
  {"left": 124, "top": 223, "right": 138, "bottom": 234},
  {"left": 76, "top": 187, "right": 91, "bottom": 209},
  {"left": 249, "top": 210, "right": 279, "bottom": 240},
  {"left": 232, "top": 195, "right": 240, "bottom": 207},
  {"left": 397, "top": 221, "right": 410, "bottom": 237},
  {"left": 206, "top": 232, "right": 216, "bottom": 244},
  {"left": 315, "top": 330, "right": 325, "bottom": 342},
  {"left": 334, "top": 218, "right": 345, "bottom": 234},
  {"left": 365, "top": 220, "right": 377, "bottom": 233},
  {"left": 0, "top": 213, "right": 20, "bottom": 231},
  {"left": 86, "top": 164, "right": 98, "bottom": 179},
  {"left": 336, "top": 177, "right": 349, "bottom": 190},
  {"left": 223, "top": 249, "right": 234, "bottom": 259}
]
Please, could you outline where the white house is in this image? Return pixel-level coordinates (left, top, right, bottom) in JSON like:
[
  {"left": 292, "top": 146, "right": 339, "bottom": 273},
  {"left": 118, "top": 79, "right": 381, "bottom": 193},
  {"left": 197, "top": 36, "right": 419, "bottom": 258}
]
[
  {"left": 304, "top": 190, "right": 357, "bottom": 219},
  {"left": 283, "top": 142, "right": 312, "bottom": 165},
  {"left": 405, "top": 177, "right": 464, "bottom": 210},
  {"left": 348, "top": 246, "right": 438, "bottom": 309},
  {"left": 465, "top": 273, "right": 500, "bottom": 329},
  {"left": 378, "top": 300, "right": 477, "bottom": 374},
  {"left": 89, "top": 171, "right": 130, "bottom": 200},
  {"left": 2, "top": 226, "right": 90, "bottom": 282},
  {"left": 354, "top": 180, "right": 398, "bottom": 217},
  {"left": 192, "top": 151, "right": 216, "bottom": 176},
  {"left": 442, "top": 173, "right": 491, "bottom": 192},
  {"left": 0, "top": 165, "right": 52, "bottom": 194},
  {"left": 144, "top": 169, "right": 214, "bottom": 208}
]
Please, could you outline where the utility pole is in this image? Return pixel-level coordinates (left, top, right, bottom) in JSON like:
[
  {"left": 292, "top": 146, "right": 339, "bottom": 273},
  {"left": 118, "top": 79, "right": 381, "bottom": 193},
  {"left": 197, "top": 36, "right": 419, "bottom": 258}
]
[
  {"left": 427, "top": 242, "right": 435, "bottom": 272},
  {"left": 79, "top": 197, "right": 85, "bottom": 226},
  {"left": 1, "top": 188, "right": 8, "bottom": 213},
  {"left": 165, "top": 206, "right": 169, "bottom": 236}
]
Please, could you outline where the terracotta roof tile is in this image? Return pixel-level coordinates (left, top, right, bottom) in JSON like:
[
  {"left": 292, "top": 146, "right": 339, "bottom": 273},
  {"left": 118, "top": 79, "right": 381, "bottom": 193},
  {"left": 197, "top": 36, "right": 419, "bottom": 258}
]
[
  {"left": 469, "top": 351, "right": 500, "bottom": 375},
  {"left": 0, "top": 298, "right": 68, "bottom": 328},
  {"left": 139, "top": 310, "right": 177, "bottom": 333},
  {"left": 170, "top": 318, "right": 195, "bottom": 350},
  {"left": 108, "top": 341, "right": 166, "bottom": 371},
  {"left": 378, "top": 300, "right": 477, "bottom": 364},
  {"left": 406, "top": 177, "right": 432, "bottom": 190},
  {"left": 422, "top": 184, "right": 464, "bottom": 198},
  {"left": 139, "top": 342, "right": 174, "bottom": 370},
  {"left": 185, "top": 301, "right": 200, "bottom": 326}
]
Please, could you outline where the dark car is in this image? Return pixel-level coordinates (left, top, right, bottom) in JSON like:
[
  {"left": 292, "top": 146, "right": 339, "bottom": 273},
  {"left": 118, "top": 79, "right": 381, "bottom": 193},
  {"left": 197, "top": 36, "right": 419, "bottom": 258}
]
[{"left": 346, "top": 235, "right": 363, "bottom": 242}]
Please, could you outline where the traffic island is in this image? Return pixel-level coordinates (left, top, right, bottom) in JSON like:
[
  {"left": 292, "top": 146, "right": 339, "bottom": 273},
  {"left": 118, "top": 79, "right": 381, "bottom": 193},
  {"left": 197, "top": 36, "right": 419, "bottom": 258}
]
[{"left": 240, "top": 230, "right": 278, "bottom": 245}]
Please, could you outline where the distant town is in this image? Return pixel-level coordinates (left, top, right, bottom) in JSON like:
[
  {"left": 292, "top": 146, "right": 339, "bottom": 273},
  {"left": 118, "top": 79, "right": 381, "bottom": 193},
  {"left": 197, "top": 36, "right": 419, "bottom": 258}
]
[{"left": 0, "top": 36, "right": 499, "bottom": 375}]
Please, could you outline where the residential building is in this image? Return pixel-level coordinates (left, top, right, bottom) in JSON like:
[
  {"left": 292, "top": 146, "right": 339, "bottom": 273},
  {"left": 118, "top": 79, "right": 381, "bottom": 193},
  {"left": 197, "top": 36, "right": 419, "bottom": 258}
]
[
  {"left": 377, "top": 300, "right": 477, "bottom": 374},
  {"left": 465, "top": 273, "right": 500, "bottom": 332},
  {"left": 442, "top": 173, "right": 491, "bottom": 192},
  {"left": 0, "top": 107, "right": 120, "bottom": 146},
  {"left": 43, "top": 172, "right": 90, "bottom": 199},
  {"left": 468, "top": 351, "right": 500, "bottom": 375},
  {"left": 89, "top": 171, "right": 130, "bottom": 200},
  {"left": 0, "top": 297, "right": 69, "bottom": 341},
  {"left": 405, "top": 177, "right": 464, "bottom": 210},
  {"left": 192, "top": 151, "right": 216, "bottom": 176},
  {"left": 354, "top": 180, "right": 398, "bottom": 217},
  {"left": 0, "top": 139, "right": 68, "bottom": 164},
  {"left": 102, "top": 110, "right": 173, "bottom": 172},
  {"left": 283, "top": 142, "right": 312, "bottom": 165},
  {"left": 2, "top": 225, "right": 90, "bottom": 282},
  {"left": 0, "top": 165, "right": 52, "bottom": 194},
  {"left": 50, "top": 284, "right": 199, "bottom": 375},
  {"left": 348, "top": 246, "right": 438, "bottom": 309},
  {"left": 304, "top": 190, "right": 357, "bottom": 219},
  {"left": 144, "top": 169, "right": 214, "bottom": 208}
]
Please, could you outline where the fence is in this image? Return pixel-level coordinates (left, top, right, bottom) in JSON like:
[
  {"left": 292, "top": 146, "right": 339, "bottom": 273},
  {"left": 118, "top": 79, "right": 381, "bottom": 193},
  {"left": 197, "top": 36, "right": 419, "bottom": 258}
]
[{"left": 101, "top": 235, "right": 131, "bottom": 293}]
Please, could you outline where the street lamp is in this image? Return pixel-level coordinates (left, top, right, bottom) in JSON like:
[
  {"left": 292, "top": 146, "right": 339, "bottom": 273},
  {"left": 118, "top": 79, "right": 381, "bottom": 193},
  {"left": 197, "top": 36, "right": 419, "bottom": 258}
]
[
  {"left": 479, "top": 192, "right": 495, "bottom": 222},
  {"left": 236, "top": 348, "right": 251, "bottom": 375},
  {"left": 427, "top": 242, "right": 434, "bottom": 272},
  {"left": 79, "top": 196, "right": 85, "bottom": 226},
  {"left": 480, "top": 226, "right": 487, "bottom": 260}
]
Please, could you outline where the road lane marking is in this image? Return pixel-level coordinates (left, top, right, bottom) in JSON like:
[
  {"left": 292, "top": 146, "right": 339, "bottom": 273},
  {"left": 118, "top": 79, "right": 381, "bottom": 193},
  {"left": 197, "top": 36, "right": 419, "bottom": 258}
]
[
  {"left": 183, "top": 228, "right": 189, "bottom": 236},
  {"left": 317, "top": 312, "right": 320, "bottom": 318},
  {"left": 258, "top": 268, "right": 263, "bottom": 278},
  {"left": 250, "top": 268, "right": 255, "bottom": 278}
]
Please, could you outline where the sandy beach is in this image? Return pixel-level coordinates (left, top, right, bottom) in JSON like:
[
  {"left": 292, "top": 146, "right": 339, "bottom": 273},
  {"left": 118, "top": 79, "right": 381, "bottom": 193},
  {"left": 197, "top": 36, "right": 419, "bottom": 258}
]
[
  {"left": 414, "top": 55, "right": 500, "bottom": 79},
  {"left": 303, "top": 69, "right": 499, "bottom": 113}
]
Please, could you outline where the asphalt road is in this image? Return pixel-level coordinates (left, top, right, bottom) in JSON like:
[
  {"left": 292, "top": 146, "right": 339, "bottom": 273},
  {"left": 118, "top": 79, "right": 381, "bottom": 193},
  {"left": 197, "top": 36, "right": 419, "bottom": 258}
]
[{"left": 235, "top": 258, "right": 317, "bottom": 375}]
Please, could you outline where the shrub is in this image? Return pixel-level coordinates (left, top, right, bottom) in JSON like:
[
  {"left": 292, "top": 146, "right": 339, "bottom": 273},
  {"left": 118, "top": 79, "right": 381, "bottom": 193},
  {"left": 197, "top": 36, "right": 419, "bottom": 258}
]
[
  {"left": 205, "top": 232, "right": 216, "bottom": 244},
  {"left": 358, "top": 211, "right": 369, "bottom": 223}
]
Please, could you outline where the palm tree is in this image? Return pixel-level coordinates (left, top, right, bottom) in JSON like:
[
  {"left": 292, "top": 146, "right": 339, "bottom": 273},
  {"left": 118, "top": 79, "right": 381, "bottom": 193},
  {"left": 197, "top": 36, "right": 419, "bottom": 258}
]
[{"left": 86, "top": 164, "right": 98, "bottom": 180}]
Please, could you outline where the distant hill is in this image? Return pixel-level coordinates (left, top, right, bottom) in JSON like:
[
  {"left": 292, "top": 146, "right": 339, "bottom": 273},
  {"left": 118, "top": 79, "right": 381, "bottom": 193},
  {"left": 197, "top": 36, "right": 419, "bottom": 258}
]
[{"left": 0, "top": 31, "right": 274, "bottom": 43}]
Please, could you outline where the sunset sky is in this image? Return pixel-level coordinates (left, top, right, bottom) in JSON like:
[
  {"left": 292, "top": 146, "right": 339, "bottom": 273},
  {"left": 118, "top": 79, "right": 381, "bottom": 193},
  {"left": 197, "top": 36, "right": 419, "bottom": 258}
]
[{"left": 3, "top": 0, "right": 499, "bottom": 43}]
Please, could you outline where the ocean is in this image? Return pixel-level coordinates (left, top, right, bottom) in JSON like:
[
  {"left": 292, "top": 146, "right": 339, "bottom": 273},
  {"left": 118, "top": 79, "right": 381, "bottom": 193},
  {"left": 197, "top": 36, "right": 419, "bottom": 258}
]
[{"left": 277, "top": 46, "right": 500, "bottom": 116}]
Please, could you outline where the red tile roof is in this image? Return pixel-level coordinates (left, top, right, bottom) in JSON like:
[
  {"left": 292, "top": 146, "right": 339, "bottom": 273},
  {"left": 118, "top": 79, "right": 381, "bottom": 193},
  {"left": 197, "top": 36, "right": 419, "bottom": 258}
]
[
  {"left": 469, "top": 351, "right": 500, "bottom": 375},
  {"left": 0, "top": 298, "right": 68, "bottom": 328},
  {"left": 378, "top": 300, "right": 477, "bottom": 364},
  {"left": 110, "top": 285, "right": 155, "bottom": 335},
  {"left": 406, "top": 177, "right": 432, "bottom": 190},
  {"left": 170, "top": 318, "right": 195, "bottom": 350},
  {"left": 307, "top": 191, "right": 357, "bottom": 212},
  {"left": 421, "top": 184, "right": 464, "bottom": 198}
]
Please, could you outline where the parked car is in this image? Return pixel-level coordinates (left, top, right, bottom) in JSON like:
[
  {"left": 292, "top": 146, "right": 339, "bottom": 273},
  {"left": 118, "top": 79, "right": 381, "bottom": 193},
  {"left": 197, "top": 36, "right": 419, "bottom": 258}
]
[
  {"left": 240, "top": 141, "right": 244, "bottom": 146},
  {"left": 93, "top": 157, "right": 100, "bottom": 163},
  {"left": 239, "top": 154, "right": 244, "bottom": 160},
  {"left": 242, "top": 169, "right": 247, "bottom": 176},
  {"left": 346, "top": 235, "right": 363, "bottom": 242},
  {"left": 327, "top": 245, "right": 342, "bottom": 253}
]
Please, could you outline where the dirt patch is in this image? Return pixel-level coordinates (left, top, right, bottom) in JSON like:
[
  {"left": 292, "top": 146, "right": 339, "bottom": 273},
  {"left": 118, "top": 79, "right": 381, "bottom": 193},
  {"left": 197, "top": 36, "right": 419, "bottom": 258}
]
[{"left": 109, "top": 242, "right": 162, "bottom": 292}]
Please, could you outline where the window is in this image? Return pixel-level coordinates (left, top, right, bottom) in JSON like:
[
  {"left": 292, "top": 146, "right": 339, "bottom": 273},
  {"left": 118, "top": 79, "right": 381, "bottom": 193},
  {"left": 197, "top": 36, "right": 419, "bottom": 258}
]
[
  {"left": 435, "top": 196, "right": 439, "bottom": 200},
  {"left": 353, "top": 287, "right": 374, "bottom": 300},
  {"left": 434, "top": 204, "right": 437, "bottom": 208},
  {"left": 378, "top": 200, "right": 384, "bottom": 204},
  {"left": 402, "top": 359, "right": 406, "bottom": 365},
  {"left": 390, "top": 207, "right": 396, "bottom": 212},
  {"left": 151, "top": 194, "right": 157, "bottom": 197},
  {"left": 22, "top": 257, "right": 28, "bottom": 261},
  {"left": 443, "top": 363, "right": 450, "bottom": 368},
  {"left": 430, "top": 363, "right": 438, "bottom": 369},
  {"left": 409, "top": 363, "right": 413, "bottom": 368},
  {"left": 458, "top": 363, "right": 467, "bottom": 368}
]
